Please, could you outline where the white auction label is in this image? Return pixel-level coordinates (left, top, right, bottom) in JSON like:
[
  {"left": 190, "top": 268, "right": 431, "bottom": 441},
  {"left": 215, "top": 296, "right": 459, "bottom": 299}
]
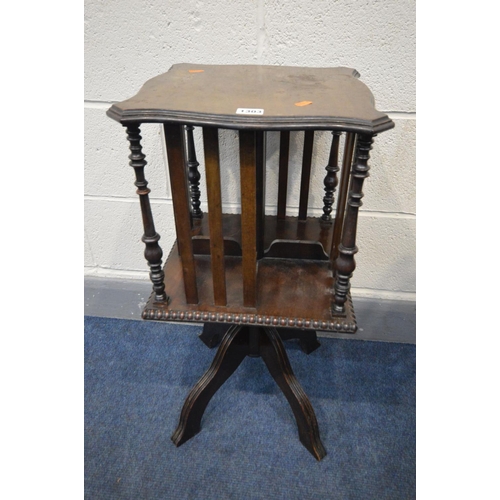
[{"left": 236, "top": 108, "right": 264, "bottom": 115}]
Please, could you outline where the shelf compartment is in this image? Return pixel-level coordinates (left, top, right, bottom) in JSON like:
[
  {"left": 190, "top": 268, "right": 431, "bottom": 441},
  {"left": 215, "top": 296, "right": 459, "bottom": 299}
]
[{"left": 142, "top": 241, "right": 356, "bottom": 333}]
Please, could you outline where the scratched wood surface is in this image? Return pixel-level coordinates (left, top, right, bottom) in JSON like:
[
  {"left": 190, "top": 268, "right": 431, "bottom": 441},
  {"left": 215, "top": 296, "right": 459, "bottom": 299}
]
[
  {"left": 107, "top": 64, "right": 394, "bottom": 133},
  {"left": 142, "top": 242, "right": 357, "bottom": 333}
]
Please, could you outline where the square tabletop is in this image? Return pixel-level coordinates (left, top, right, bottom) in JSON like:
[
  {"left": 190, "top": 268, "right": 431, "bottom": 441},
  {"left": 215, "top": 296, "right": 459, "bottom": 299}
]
[{"left": 107, "top": 63, "right": 393, "bottom": 133}]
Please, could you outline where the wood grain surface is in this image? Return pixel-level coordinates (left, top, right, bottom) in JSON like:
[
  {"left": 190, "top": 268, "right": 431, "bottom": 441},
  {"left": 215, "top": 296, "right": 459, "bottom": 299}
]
[{"left": 107, "top": 64, "right": 394, "bottom": 133}]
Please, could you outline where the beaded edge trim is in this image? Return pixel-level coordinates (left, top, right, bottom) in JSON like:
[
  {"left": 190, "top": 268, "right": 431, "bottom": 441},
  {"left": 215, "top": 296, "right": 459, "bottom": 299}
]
[{"left": 141, "top": 293, "right": 356, "bottom": 333}]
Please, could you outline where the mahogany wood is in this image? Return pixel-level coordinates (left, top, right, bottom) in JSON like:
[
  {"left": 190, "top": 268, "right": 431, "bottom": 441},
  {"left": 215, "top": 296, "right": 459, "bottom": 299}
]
[
  {"left": 321, "top": 132, "right": 341, "bottom": 221},
  {"left": 277, "top": 131, "right": 290, "bottom": 220},
  {"left": 163, "top": 123, "right": 199, "bottom": 304},
  {"left": 202, "top": 127, "right": 227, "bottom": 306},
  {"left": 192, "top": 237, "right": 241, "bottom": 257},
  {"left": 331, "top": 132, "right": 356, "bottom": 265},
  {"left": 107, "top": 64, "right": 394, "bottom": 134},
  {"left": 108, "top": 64, "right": 395, "bottom": 462},
  {"left": 239, "top": 130, "right": 258, "bottom": 308},
  {"left": 171, "top": 325, "right": 248, "bottom": 446},
  {"left": 143, "top": 241, "right": 357, "bottom": 332},
  {"left": 333, "top": 134, "right": 374, "bottom": 313},
  {"left": 125, "top": 124, "right": 167, "bottom": 302},
  {"left": 200, "top": 322, "right": 321, "bottom": 355},
  {"left": 190, "top": 208, "right": 336, "bottom": 265},
  {"left": 191, "top": 213, "right": 333, "bottom": 261},
  {"left": 298, "top": 130, "right": 315, "bottom": 221},
  {"left": 171, "top": 324, "right": 326, "bottom": 460},
  {"left": 260, "top": 326, "right": 326, "bottom": 460},
  {"left": 191, "top": 209, "right": 336, "bottom": 262},
  {"left": 256, "top": 131, "right": 266, "bottom": 259},
  {"left": 185, "top": 125, "right": 203, "bottom": 219}
]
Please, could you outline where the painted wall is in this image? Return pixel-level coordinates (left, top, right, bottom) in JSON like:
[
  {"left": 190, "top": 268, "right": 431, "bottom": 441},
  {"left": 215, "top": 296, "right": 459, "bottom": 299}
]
[{"left": 84, "top": 0, "right": 416, "bottom": 300}]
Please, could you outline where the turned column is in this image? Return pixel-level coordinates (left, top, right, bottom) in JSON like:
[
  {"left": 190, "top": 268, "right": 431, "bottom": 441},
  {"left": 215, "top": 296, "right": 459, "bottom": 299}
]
[
  {"left": 321, "top": 131, "right": 341, "bottom": 221},
  {"left": 332, "top": 134, "right": 374, "bottom": 313},
  {"left": 125, "top": 124, "right": 168, "bottom": 302},
  {"left": 185, "top": 125, "right": 203, "bottom": 219}
]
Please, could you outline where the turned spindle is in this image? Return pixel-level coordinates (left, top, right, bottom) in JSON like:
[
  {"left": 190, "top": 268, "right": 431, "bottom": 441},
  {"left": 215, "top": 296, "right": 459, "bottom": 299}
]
[
  {"left": 126, "top": 124, "right": 168, "bottom": 302},
  {"left": 298, "top": 131, "right": 315, "bottom": 222},
  {"left": 333, "top": 134, "right": 374, "bottom": 313},
  {"left": 185, "top": 125, "right": 203, "bottom": 218},
  {"left": 321, "top": 131, "right": 341, "bottom": 221}
]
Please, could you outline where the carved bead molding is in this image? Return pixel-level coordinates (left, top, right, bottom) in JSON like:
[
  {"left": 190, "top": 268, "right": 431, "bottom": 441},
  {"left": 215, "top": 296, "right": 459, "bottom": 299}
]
[
  {"left": 142, "top": 309, "right": 356, "bottom": 332},
  {"left": 126, "top": 124, "right": 168, "bottom": 302},
  {"left": 185, "top": 125, "right": 203, "bottom": 218},
  {"left": 142, "top": 294, "right": 357, "bottom": 333},
  {"left": 321, "top": 132, "right": 341, "bottom": 221},
  {"left": 332, "top": 134, "right": 374, "bottom": 314}
]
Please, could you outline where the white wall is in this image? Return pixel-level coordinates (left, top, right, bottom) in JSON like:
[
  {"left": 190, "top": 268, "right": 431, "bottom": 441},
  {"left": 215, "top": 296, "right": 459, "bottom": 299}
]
[{"left": 84, "top": 0, "right": 416, "bottom": 300}]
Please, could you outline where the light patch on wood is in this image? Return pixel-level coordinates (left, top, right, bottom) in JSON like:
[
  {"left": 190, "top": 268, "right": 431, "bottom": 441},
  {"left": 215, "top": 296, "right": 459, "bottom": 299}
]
[
  {"left": 295, "top": 101, "right": 313, "bottom": 107},
  {"left": 189, "top": 69, "right": 204, "bottom": 73}
]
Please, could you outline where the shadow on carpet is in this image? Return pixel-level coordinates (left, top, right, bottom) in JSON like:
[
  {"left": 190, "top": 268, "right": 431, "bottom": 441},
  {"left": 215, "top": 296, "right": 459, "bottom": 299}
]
[{"left": 85, "top": 316, "right": 415, "bottom": 500}]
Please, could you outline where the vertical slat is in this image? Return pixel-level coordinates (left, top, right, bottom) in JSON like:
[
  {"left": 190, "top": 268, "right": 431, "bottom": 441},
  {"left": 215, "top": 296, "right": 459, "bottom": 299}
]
[
  {"left": 331, "top": 132, "right": 356, "bottom": 265},
  {"left": 256, "top": 131, "right": 266, "bottom": 259},
  {"left": 239, "top": 130, "right": 258, "bottom": 307},
  {"left": 277, "top": 130, "right": 290, "bottom": 220},
  {"left": 298, "top": 130, "right": 315, "bottom": 221},
  {"left": 164, "top": 123, "right": 199, "bottom": 305},
  {"left": 203, "top": 127, "right": 227, "bottom": 306}
]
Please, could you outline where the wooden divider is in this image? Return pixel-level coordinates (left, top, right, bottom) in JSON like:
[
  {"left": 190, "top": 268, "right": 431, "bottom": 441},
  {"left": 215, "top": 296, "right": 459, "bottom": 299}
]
[
  {"left": 239, "top": 130, "right": 258, "bottom": 307},
  {"left": 256, "top": 131, "right": 266, "bottom": 259},
  {"left": 164, "top": 123, "right": 199, "bottom": 304},
  {"left": 203, "top": 127, "right": 227, "bottom": 306},
  {"left": 331, "top": 132, "right": 356, "bottom": 264}
]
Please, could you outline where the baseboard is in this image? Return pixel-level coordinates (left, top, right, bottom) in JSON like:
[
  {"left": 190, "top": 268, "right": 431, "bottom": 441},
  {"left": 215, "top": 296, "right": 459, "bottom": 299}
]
[{"left": 84, "top": 277, "right": 415, "bottom": 344}]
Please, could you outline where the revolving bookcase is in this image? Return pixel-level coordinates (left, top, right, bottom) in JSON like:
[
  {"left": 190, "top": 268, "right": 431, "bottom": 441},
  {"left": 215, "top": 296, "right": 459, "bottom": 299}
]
[{"left": 107, "top": 64, "right": 394, "bottom": 460}]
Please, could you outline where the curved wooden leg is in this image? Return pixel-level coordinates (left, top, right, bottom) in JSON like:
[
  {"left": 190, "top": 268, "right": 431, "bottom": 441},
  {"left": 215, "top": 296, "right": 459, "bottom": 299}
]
[
  {"left": 172, "top": 325, "right": 249, "bottom": 446},
  {"left": 200, "top": 324, "right": 321, "bottom": 354},
  {"left": 261, "top": 327, "right": 326, "bottom": 461}
]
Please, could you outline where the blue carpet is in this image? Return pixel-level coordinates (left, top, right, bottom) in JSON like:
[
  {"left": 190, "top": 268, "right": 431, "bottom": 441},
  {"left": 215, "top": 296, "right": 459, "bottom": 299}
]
[{"left": 85, "top": 316, "right": 415, "bottom": 499}]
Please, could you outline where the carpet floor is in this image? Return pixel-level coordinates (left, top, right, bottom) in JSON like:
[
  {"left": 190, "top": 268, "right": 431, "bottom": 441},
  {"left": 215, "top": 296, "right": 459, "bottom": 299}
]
[{"left": 85, "top": 316, "right": 415, "bottom": 499}]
